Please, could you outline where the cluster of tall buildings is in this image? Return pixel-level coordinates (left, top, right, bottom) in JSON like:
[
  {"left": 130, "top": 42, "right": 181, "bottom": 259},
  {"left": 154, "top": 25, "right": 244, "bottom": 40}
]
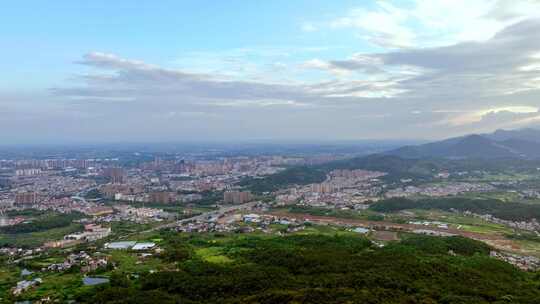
[
  {"left": 311, "top": 183, "right": 337, "bottom": 194},
  {"left": 149, "top": 191, "right": 173, "bottom": 204},
  {"left": 14, "top": 192, "right": 40, "bottom": 205},
  {"left": 103, "top": 167, "right": 125, "bottom": 184},
  {"left": 15, "top": 168, "right": 42, "bottom": 177},
  {"left": 223, "top": 191, "right": 253, "bottom": 204},
  {"left": 329, "top": 169, "right": 386, "bottom": 180},
  {"left": 10, "top": 159, "right": 98, "bottom": 170}
]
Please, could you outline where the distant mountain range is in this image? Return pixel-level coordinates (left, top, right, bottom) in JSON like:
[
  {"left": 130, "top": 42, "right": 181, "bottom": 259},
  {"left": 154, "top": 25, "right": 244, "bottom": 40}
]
[{"left": 387, "top": 128, "right": 540, "bottom": 159}]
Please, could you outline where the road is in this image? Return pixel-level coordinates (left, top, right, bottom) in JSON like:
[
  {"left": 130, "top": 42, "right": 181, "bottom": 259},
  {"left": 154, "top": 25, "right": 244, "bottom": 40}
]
[
  {"left": 266, "top": 211, "right": 535, "bottom": 255},
  {"left": 141, "top": 201, "right": 259, "bottom": 233},
  {"left": 72, "top": 186, "right": 99, "bottom": 204},
  {"left": 267, "top": 211, "right": 503, "bottom": 239}
]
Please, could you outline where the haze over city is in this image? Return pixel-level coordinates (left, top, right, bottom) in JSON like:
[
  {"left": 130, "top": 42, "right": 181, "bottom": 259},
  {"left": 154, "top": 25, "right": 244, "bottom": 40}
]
[{"left": 3, "top": 0, "right": 540, "bottom": 144}]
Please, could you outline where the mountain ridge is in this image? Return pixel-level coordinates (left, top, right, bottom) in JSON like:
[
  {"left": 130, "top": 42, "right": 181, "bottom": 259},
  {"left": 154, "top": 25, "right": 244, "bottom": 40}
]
[{"left": 386, "top": 128, "right": 540, "bottom": 159}]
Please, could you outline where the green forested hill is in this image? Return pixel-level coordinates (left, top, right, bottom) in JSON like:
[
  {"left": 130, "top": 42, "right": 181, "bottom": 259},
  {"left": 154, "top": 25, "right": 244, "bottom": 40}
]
[
  {"left": 76, "top": 234, "right": 540, "bottom": 304},
  {"left": 240, "top": 154, "right": 540, "bottom": 193}
]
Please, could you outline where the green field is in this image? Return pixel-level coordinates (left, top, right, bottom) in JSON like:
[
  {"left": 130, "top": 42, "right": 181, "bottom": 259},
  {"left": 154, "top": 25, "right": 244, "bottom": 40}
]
[
  {"left": 0, "top": 223, "right": 83, "bottom": 248},
  {"left": 410, "top": 209, "right": 514, "bottom": 234},
  {"left": 196, "top": 247, "right": 234, "bottom": 264}
]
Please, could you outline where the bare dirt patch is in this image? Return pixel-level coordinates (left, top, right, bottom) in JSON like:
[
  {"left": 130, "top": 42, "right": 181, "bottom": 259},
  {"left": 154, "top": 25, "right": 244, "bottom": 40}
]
[{"left": 372, "top": 230, "right": 399, "bottom": 241}]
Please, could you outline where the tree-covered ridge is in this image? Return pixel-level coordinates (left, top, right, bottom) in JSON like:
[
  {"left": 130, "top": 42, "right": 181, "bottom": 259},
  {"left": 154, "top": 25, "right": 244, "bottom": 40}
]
[
  {"left": 0, "top": 212, "right": 83, "bottom": 234},
  {"left": 239, "top": 166, "right": 327, "bottom": 193},
  {"left": 76, "top": 234, "right": 540, "bottom": 304},
  {"left": 239, "top": 154, "right": 540, "bottom": 193},
  {"left": 370, "top": 197, "right": 540, "bottom": 222}
]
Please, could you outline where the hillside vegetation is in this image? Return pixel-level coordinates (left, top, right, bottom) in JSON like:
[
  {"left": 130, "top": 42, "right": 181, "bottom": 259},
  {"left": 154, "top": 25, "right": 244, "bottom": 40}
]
[
  {"left": 75, "top": 233, "right": 540, "bottom": 304},
  {"left": 370, "top": 197, "right": 540, "bottom": 222}
]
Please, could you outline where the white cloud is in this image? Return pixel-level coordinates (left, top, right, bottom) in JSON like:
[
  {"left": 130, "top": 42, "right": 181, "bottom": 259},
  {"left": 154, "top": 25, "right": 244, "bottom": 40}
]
[
  {"left": 316, "top": 19, "right": 540, "bottom": 101},
  {"left": 8, "top": 2, "right": 540, "bottom": 142},
  {"left": 325, "top": 0, "right": 540, "bottom": 48},
  {"left": 301, "top": 22, "right": 318, "bottom": 32},
  {"left": 52, "top": 18, "right": 540, "bottom": 140},
  {"left": 330, "top": 2, "right": 415, "bottom": 48},
  {"left": 447, "top": 106, "right": 539, "bottom": 126},
  {"left": 301, "top": 59, "right": 352, "bottom": 77},
  {"left": 209, "top": 99, "right": 311, "bottom": 108}
]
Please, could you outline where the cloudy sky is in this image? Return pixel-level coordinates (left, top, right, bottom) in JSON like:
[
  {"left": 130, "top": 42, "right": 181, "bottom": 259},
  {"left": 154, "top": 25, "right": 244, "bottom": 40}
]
[{"left": 3, "top": 0, "right": 540, "bottom": 144}]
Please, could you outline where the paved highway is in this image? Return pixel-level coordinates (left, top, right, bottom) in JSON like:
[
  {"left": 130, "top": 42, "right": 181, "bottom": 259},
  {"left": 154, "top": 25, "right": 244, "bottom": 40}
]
[{"left": 142, "top": 201, "right": 259, "bottom": 233}]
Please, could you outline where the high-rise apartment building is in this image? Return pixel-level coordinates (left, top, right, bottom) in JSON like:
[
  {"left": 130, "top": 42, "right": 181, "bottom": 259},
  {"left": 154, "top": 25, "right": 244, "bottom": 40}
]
[
  {"left": 223, "top": 191, "right": 253, "bottom": 204},
  {"left": 104, "top": 167, "right": 125, "bottom": 184},
  {"left": 14, "top": 192, "right": 39, "bottom": 205}
]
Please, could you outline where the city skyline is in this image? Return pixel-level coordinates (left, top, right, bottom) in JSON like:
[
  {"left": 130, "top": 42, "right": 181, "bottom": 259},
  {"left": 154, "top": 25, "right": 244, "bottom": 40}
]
[{"left": 3, "top": 1, "right": 540, "bottom": 143}]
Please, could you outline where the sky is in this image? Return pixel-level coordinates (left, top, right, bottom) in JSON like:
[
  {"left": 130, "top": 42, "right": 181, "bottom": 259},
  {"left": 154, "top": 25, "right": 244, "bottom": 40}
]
[{"left": 3, "top": 0, "right": 540, "bottom": 144}]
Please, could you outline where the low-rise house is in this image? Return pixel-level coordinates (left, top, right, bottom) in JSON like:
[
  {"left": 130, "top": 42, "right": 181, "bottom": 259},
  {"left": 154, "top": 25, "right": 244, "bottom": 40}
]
[
  {"left": 132, "top": 242, "right": 156, "bottom": 251},
  {"left": 105, "top": 241, "right": 136, "bottom": 250},
  {"left": 352, "top": 227, "right": 370, "bottom": 234},
  {"left": 12, "top": 278, "right": 42, "bottom": 295},
  {"left": 243, "top": 214, "right": 261, "bottom": 223}
]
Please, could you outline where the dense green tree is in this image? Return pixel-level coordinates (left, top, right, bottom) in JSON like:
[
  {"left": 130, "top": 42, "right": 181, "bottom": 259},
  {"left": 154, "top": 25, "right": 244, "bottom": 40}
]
[
  {"left": 79, "top": 234, "right": 540, "bottom": 303},
  {"left": 370, "top": 197, "right": 540, "bottom": 221}
]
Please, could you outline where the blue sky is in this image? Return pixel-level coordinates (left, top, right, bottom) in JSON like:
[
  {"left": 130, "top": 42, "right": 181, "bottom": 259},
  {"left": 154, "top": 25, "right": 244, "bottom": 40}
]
[
  {"left": 2, "top": 0, "right": 373, "bottom": 89},
  {"left": 2, "top": 1, "right": 540, "bottom": 143}
]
